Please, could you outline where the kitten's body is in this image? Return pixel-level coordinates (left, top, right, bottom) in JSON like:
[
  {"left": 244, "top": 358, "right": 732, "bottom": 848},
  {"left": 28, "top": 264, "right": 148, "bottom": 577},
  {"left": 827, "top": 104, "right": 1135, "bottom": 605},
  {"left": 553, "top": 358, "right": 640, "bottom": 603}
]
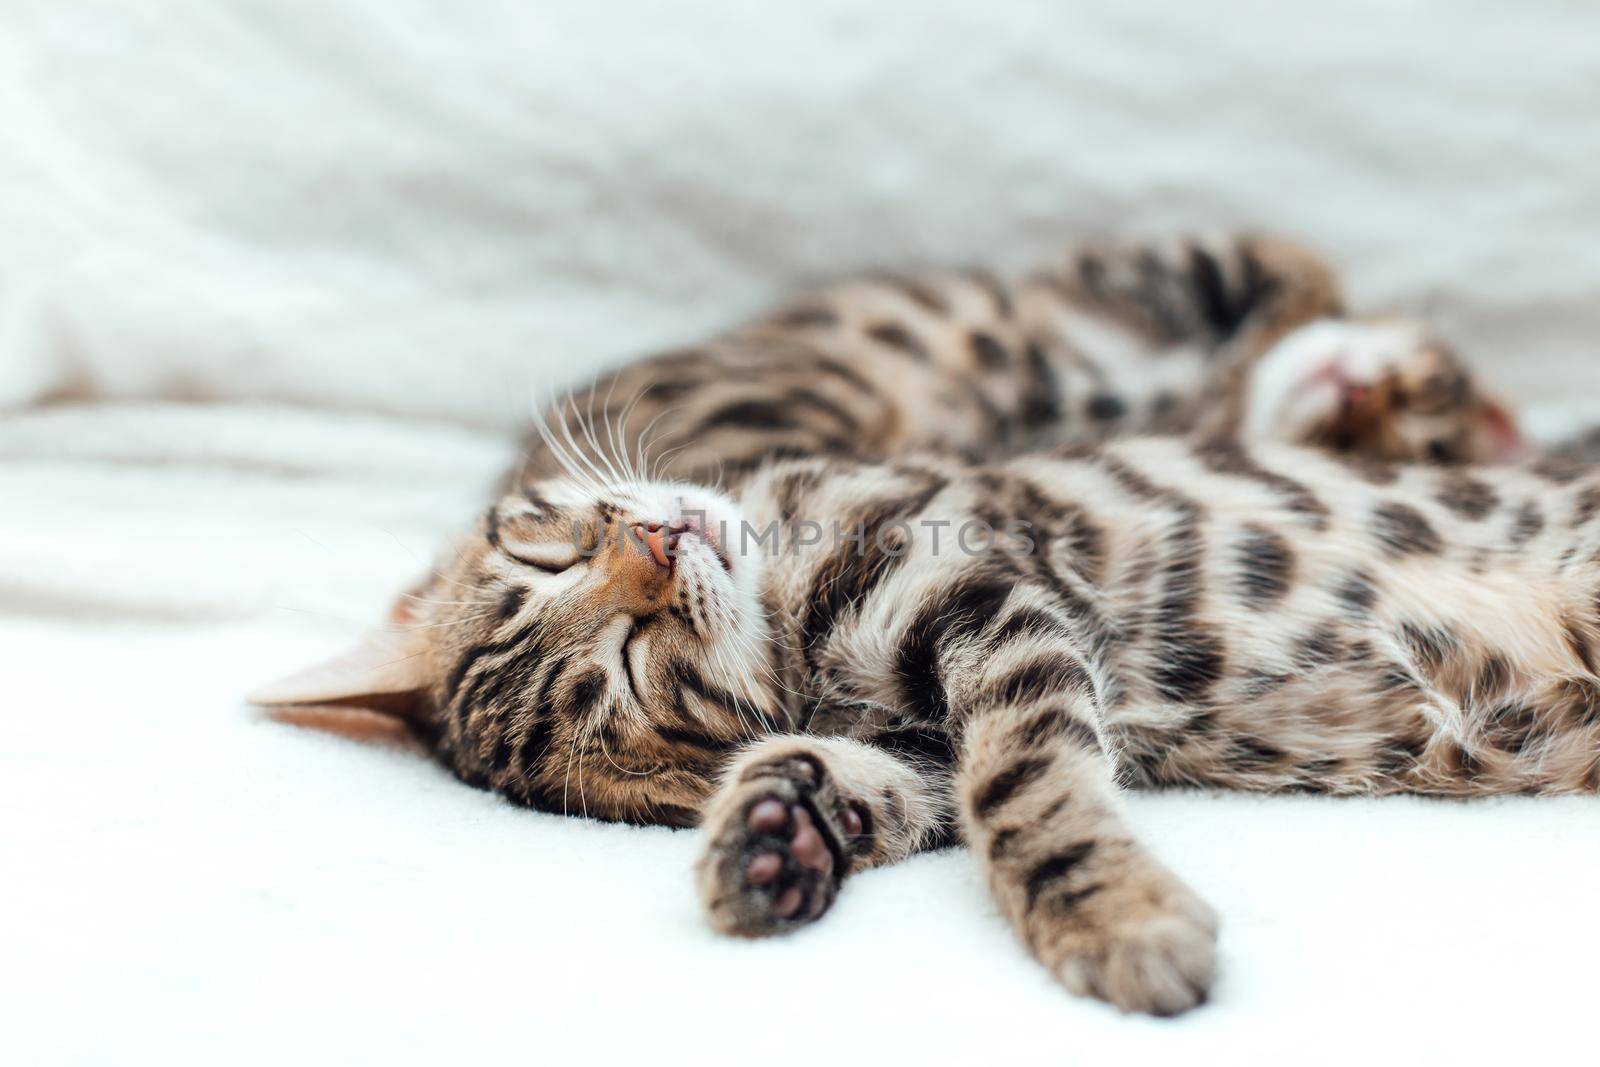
[
  {"left": 695, "top": 437, "right": 1600, "bottom": 1012},
  {"left": 519, "top": 233, "right": 1506, "bottom": 493},
  {"left": 253, "top": 233, "right": 1580, "bottom": 1017},
  {"left": 745, "top": 441, "right": 1600, "bottom": 800}
]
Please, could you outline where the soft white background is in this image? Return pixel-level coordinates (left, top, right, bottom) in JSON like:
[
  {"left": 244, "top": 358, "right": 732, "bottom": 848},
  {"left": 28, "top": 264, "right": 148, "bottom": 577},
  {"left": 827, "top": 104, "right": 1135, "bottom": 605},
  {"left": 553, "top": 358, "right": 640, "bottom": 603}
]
[{"left": 2, "top": 2, "right": 1597, "bottom": 1063}]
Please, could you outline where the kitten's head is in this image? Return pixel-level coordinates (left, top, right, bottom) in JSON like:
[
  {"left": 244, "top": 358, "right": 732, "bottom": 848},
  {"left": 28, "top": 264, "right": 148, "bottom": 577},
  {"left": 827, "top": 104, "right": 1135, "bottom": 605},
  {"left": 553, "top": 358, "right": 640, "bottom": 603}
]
[
  {"left": 251, "top": 477, "right": 778, "bottom": 826},
  {"left": 1244, "top": 318, "right": 1525, "bottom": 464}
]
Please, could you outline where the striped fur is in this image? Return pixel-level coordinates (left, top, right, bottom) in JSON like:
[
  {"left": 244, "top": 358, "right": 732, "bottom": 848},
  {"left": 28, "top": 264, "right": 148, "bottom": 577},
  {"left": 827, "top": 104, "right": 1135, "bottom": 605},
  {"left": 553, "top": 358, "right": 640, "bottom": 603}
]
[
  {"left": 511, "top": 232, "right": 1514, "bottom": 495},
  {"left": 395, "top": 440, "right": 1600, "bottom": 1015},
  {"left": 262, "top": 232, "right": 1575, "bottom": 1016}
]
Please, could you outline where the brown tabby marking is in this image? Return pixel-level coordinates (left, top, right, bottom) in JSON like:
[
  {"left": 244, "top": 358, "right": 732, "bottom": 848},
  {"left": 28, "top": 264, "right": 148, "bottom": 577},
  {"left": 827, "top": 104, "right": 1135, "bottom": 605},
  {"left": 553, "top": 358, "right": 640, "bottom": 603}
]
[{"left": 255, "top": 233, "right": 1575, "bottom": 1018}]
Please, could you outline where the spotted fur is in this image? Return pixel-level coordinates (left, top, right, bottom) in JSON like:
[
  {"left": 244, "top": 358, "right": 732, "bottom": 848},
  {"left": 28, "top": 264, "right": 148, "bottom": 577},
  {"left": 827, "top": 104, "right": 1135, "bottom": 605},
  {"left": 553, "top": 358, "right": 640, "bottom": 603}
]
[
  {"left": 255, "top": 233, "right": 1577, "bottom": 1017},
  {"left": 512, "top": 233, "right": 1517, "bottom": 496}
]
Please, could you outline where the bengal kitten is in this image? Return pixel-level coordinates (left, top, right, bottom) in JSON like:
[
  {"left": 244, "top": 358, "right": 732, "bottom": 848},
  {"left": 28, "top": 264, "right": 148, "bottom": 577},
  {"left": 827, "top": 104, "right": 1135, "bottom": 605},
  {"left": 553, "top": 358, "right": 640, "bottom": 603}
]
[{"left": 254, "top": 235, "right": 1587, "bottom": 1017}]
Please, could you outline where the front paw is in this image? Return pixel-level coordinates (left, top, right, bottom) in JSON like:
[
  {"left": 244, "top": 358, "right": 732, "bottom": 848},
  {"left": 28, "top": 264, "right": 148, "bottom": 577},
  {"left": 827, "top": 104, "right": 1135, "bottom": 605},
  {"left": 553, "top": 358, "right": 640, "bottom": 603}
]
[
  {"left": 696, "top": 758, "right": 866, "bottom": 937},
  {"left": 1045, "top": 876, "right": 1219, "bottom": 1017}
]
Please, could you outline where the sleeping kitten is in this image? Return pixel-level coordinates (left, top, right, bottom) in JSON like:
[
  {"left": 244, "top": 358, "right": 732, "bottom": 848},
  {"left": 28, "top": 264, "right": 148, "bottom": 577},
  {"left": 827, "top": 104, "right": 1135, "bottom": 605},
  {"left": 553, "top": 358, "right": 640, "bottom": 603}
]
[{"left": 252, "top": 234, "right": 1571, "bottom": 1016}]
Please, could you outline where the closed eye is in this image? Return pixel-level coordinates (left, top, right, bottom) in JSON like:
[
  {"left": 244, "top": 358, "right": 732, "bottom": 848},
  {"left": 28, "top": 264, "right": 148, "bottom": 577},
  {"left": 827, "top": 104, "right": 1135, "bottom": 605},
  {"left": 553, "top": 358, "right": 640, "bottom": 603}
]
[{"left": 501, "top": 548, "right": 582, "bottom": 574}]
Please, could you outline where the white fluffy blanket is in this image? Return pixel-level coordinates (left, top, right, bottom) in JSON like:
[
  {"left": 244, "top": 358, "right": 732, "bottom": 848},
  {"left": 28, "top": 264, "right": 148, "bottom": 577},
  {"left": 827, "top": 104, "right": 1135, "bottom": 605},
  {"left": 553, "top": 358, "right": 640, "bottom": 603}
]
[
  {"left": 6, "top": 1, "right": 1600, "bottom": 424},
  {"left": 4, "top": 2, "right": 1598, "bottom": 1062}
]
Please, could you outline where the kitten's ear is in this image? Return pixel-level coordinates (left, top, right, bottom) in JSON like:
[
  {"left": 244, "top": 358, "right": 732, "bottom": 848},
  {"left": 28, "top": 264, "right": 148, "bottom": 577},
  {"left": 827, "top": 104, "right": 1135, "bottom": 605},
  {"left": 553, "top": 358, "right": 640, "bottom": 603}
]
[
  {"left": 248, "top": 615, "right": 431, "bottom": 721},
  {"left": 1474, "top": 396, "right": 1528, "bottom": 463}
]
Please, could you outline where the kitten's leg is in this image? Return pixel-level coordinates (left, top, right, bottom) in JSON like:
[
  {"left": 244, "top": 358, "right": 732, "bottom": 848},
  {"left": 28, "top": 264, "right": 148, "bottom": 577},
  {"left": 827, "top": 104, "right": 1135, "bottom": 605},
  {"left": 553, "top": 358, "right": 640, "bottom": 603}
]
[
  {"left": 696, "top": 735, "right": 949, "bottom": 936},
  {"left": 1023, "top": 233, "right": 1346, "bottom": 436},
  {"left": 956, "top": 706, "right": 1217, "bottom": 1016},
  {"left": 1059, "top": 232, "right": 1344, "bottom": 357},
  {"left": 1037, "top": 235, "right": 1515, "bottom": 461}
]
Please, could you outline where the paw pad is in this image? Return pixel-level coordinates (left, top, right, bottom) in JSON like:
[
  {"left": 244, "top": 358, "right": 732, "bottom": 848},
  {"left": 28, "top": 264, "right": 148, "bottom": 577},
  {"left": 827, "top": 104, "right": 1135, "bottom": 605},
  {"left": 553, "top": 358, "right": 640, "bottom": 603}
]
[{"left": 740, "top": 800, "right": 836, "bottom": 920}]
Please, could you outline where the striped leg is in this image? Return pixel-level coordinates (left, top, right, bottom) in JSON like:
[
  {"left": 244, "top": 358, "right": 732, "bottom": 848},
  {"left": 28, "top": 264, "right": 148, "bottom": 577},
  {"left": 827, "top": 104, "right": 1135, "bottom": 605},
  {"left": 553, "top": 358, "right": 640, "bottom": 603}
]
[
  {"left": 696, "top": 735, "right": 950, "bottom": 936},
  {"left": 954, "top": 685, "right": 1218, "bottom": 1015},
  {"left": 1056, "top": 232, "right": 1344, "bottom": 360},
  {"left": 1022, "top": 233, "right": 1346, "bottom": 440}
]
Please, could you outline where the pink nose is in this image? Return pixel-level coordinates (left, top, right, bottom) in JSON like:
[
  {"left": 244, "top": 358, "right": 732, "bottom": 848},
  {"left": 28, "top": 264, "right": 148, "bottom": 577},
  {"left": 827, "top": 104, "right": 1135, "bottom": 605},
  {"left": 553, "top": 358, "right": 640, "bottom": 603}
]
[{"left": 632, "top": 522, "right": 686, "bottom": 569}]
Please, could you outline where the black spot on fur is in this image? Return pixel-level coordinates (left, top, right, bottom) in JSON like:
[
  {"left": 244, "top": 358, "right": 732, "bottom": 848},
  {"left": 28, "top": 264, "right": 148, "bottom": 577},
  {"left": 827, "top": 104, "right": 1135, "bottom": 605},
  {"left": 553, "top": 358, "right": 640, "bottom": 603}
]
[
  {"left": 968, "top": 330, "right": 1010, "bottom": 370},
  {"left": 1554, "top": 676, "right": 1600, "bottom": 729},
  {"left": 866, "top": 321, "right": 930, "bottom": 361},
  {"left": 1188, "top": 245, "right": 1249, "bottom": 336},
  {"left": 641, "top": 377, "right": 697, "bottom": 403},
  {"left": 1445, "top": 741, "right": 1484, "bottom": 780},
  {"left": 1086, "top": 392, "right": 1126, "bottom": 422},
  {"left": 1473, "top": 654, "right": 1512, "bottom": 704},
  {"left": 699, "top": 399, "right": 800, "bottom": 432},
  {"left": 1375, "top": 733, "right": 1428, "bottom": 779},
  {"left": 1564, "top": 620, "right": 1597, "bottom": 675},
  {"left": 1242, "top": 670, "right": 1292, "bottom": 699},
  {"left": 1293, "top": 625, "right": 1343, "bottom": 668},
  {"left": 483, "top": 504, "right": 503, "bottom": 548},
  {"left": 1508, "top": 500, "right": 1545, "bottom": 548},
  {"left": 497, "top": 586, "right": 527, "bottom": 621},
  {"left": 1235, "top": 525, "right": 1294, "bottom": 606},
  {"left": 1569, "top": 485, "right": 1600, "bottom": 528},
  {"left": 1531, "top": 455, "right": 1586, "bottom": 485},
  {"left": 1483, "top": 702, "right": 1539, "bottom": 753},
  {"left": 1372, "top": 502, "right": 1442, "bottom": 557},
  {"left": 1400, "top": 621, "right": 1458, "bottom": 673},
  {"left": 1296, "top": 757, "right": 1342, "bottom": 777},
  {"left": 1228, "top": 737, "right": 1287, "bottom": 769},
  {"left": 1377, "top": 663, "right": 1421, "bottom": 694},
  {"left": 1335, "top": 569, "right": 1379, "bottom": 615},
  {"left": 1341, "top": 456, "right": 1401, "bottom": 486},
  {"left": 564, "top": 670, "right": 607, "bottom": 715},
  {"left": 514, "top": 708, "right": 557, "bottom": 779},
  {"left": 487, "top": 729, "right": 515, "bottom": 773},
  {"left": 1436, "top": 475, "right": 1499, "bottom": 520},
  {"left": 1151, "top": 634, "right": 1226, "bottom": 703},
  {"left": 1019, "top": 341, "right": 1063, "bottom": 427}
]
